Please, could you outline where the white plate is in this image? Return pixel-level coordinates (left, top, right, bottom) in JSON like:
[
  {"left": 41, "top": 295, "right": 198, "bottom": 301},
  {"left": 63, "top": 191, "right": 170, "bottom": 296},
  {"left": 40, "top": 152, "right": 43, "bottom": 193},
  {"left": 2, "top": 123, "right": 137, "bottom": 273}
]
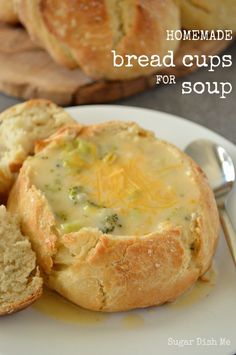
[{"left": 1, "top": 105, "right": 236, "bottom": 355}]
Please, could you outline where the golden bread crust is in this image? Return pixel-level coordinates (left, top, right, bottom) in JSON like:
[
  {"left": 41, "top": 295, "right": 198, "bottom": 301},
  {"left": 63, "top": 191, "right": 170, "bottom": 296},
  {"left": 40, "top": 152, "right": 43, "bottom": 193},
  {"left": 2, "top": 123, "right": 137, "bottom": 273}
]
[
  {"left": 176, "top": 0, "right": 236, "bottom": 32},
  {"left": 47, "top": 228, "right": 200, "bottom": 311},
  {"left": 15, "top": 0, "right": 180, "bottom": 79},
  {"left": 0, "top": 0, "right": 18, "bottom": 24},
  {"left": 8, "top": 170, "right": 58, "bottom": 274},
  {"left": 8, "top": 122, "right": 219, "bottom": 312}
]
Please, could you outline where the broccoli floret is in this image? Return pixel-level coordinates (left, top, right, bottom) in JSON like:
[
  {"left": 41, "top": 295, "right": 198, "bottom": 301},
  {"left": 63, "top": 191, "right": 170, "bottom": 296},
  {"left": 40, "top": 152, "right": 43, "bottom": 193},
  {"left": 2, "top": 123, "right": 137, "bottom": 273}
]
[
  {"left": 101, "top": 214, "right": 122, "bottom": 234},
  {"left": 68, "top": 186, "right": 84, "bottom": 202}
]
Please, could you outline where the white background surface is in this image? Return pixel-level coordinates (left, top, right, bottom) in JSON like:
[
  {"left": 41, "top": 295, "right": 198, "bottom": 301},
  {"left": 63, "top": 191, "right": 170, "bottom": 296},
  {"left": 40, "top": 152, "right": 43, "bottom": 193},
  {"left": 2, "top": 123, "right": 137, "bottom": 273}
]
[{"left": 1, "top": 106, "right": 235, "bottom": 355}]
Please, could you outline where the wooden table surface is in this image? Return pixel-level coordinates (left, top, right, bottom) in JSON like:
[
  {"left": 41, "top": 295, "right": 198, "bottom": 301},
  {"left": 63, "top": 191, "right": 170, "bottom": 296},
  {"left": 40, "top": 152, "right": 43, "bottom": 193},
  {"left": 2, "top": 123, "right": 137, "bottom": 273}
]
[{"left": 0, "top": 43, "right": 235, "bottom": 144}]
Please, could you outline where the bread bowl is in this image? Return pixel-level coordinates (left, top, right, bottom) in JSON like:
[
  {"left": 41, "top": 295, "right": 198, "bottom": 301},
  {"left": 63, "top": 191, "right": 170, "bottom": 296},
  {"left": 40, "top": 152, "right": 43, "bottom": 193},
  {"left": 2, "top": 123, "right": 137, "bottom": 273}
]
[
  {"left": 0, "top": 99, "right": 75, "bottom": 200},
  {"left": 0, "top": 205, "right": 42, "bottom": 316},
  {"left": 8, "top": 121, "right": 219, "bottom": 312},
  {"left": 14, "top": 0, "right": 180, "bottom": 80}
]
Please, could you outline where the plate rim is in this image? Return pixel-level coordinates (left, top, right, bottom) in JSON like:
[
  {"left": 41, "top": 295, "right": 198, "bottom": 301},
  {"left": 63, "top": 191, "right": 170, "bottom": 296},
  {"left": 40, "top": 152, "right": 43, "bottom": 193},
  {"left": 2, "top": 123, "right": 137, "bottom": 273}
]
[{"left": 66, "top": 104, "right": 236, "bottom": 150}]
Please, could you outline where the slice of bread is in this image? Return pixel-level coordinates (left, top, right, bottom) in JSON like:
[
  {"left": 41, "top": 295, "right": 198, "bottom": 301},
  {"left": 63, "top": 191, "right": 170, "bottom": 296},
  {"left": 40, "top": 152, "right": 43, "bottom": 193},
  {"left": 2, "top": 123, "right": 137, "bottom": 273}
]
[
  {"left": 0, "top": 205, "right": 43, "bottom": 316},
  {"left": 0, "top": 99, "right": 75, "bottom": 199}
]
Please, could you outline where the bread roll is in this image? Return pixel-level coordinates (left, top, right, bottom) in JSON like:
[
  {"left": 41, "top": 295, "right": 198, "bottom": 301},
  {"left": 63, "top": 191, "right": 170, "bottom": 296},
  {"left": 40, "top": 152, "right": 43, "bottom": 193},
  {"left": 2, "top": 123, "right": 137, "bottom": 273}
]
[
  {"left": 0, "top": 0, "right": 18, "bottom": 24},
  {"left": 177, "top": 0, "right": 236, "bottom": 32},
  {"left": 0, "top": 205, "right": 42, "bottom": 316},
  {"left": 8, "top": 121, "right": 219, "bottom": 312},
  {"left": 0, "top": 99, "right": 75, "bottom": 200},
  {"left": 14, "top": 0, "right": 180, "bottom": 80}
]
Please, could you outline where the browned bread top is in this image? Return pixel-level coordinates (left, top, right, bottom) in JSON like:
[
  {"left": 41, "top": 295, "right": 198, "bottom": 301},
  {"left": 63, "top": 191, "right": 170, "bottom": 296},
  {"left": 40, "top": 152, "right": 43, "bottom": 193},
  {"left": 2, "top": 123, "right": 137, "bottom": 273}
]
[
  {"left": 15, "top": 0, "right": 180, "bottom": 79},
  {"left": 176, "top": 0, "right": 236, "bottom": 32}
]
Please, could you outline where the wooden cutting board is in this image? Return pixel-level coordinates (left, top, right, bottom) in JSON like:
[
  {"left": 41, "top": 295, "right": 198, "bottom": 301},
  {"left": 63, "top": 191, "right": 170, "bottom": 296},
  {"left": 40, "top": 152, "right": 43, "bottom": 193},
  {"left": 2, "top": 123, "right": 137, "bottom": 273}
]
[{"left": 0, "top": 23, "right": 233, "bottom": 106}]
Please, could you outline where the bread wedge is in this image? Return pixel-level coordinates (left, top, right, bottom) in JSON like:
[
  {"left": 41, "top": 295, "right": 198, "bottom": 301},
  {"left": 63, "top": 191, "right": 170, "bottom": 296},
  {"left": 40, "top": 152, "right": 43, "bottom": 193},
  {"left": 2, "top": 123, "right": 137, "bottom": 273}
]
[
  {"left": 8, "top": 122, "right": 219, "bottom": 312},
  {"left": 0, "top": 99, "right": 76, "bottom": 199},
  {"left": 0, "top": 205, "right": 42, "bottom": 316}
]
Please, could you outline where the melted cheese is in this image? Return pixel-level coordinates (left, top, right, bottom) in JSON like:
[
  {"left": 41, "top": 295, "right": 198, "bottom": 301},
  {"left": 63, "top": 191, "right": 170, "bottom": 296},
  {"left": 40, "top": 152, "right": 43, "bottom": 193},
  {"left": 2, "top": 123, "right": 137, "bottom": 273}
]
[{"left": 29, "top": 126, "right": 200, "bottom": 236}]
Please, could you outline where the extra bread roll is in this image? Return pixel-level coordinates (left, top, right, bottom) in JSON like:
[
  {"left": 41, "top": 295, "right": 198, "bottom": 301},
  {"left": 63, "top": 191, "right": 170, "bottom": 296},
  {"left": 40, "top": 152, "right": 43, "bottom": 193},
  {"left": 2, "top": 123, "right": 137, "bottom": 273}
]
[
  {"left": 177, "top": 0, "right": 236, "bottom": 32},
  {"left": 14, "top": 0, "right": 180, "bottom": 80},
  {"left": 8, "top": 121, "right": 219, "bottom": 312},
  {"left": 0, "top": 205, "right": 42, "bottom": 316},
  {"left": 0, "top": 99, "right": 75, "bottom": 200},
  {"left": 0, "top": 0, "right": 18, "bottom": 24}
]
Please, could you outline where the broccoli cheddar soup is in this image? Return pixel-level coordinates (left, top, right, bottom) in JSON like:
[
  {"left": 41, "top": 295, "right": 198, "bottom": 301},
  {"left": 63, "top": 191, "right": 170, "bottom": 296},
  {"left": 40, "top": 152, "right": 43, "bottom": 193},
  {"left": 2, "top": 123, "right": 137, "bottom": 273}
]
[{"left": 28, "top": 123, "right": 201, "bottom": 236}]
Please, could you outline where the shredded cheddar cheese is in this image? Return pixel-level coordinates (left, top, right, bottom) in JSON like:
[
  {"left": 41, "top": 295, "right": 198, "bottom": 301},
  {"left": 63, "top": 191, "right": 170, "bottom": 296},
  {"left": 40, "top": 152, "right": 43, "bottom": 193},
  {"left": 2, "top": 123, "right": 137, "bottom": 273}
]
[{"left": 74, "top": 154, "right": 179, "bottom": 213}]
